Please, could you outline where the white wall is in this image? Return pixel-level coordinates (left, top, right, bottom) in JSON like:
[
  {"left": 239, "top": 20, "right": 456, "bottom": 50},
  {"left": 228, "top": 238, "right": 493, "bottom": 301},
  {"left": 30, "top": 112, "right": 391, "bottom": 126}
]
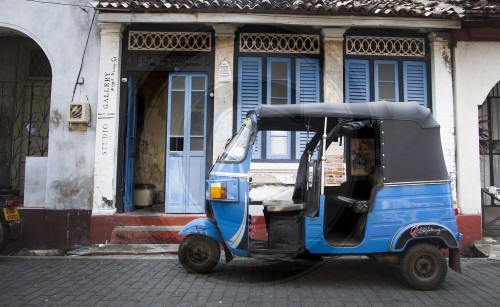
[
  {"left": 454, "top": 41, "right": 500, "bottom": 215},
  {"left": 0, "top": 0, "right": 101, "bottom": 210},
  {"left": 429, "top": 33, "right": 457, "bottom": 200}
]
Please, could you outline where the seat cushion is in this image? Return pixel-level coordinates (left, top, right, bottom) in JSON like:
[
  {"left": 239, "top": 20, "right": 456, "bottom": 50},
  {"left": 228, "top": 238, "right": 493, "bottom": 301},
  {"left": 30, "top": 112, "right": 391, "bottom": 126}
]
[{"left": 263, "top": 200, "right": 304, "bottom": 212}]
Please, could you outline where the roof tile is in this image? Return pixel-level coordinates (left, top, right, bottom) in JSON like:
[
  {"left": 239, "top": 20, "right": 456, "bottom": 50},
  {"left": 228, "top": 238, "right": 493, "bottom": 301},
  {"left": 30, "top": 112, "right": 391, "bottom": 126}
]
[{"left": 90, "top": 0, "right": 500, "bottom": 19}]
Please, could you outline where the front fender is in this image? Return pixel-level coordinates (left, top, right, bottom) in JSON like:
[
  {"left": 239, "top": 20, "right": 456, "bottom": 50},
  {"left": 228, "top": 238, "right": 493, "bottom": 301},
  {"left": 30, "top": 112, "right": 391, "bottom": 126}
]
[
  {"left": 390, "top": 222, "right": 459, "bottom": 252},
  {"left": 179, "top": 218, "right": 224, "bottom": 243}
]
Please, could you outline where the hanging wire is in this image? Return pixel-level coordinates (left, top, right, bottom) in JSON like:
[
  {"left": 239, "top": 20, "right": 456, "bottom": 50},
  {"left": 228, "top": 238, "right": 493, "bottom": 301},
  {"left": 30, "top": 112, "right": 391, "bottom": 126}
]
[
  {"left": 26, "top": 0, "right": 92, "bottom": 8},
  {"left": 71, "top": 9, "right": 97, "bottom": 102}
]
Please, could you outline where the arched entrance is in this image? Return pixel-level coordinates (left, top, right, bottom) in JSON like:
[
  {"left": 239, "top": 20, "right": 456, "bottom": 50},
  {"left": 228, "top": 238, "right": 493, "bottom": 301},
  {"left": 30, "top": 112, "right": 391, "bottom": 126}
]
[
  {"left": 479, "top": 81, "right": 500, "bottom": 231},
  {"left": 0, "top": 27, "right": 52, "bottom": 203}
]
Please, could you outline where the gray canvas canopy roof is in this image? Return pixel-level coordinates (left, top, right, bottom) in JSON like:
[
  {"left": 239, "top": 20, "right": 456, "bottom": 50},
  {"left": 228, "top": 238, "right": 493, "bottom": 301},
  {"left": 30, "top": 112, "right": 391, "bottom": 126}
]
[
  {"left": 249, "top": 101, "right": 439, "bottom": 131},
  {"left": 249, "top": 101, "right": 449, "bottom": 184}
]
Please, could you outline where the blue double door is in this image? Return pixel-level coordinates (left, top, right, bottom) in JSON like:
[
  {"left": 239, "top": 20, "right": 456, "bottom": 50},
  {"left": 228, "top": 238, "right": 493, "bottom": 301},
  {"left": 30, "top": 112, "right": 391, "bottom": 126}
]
[
  {"left": 165, "top": 73, "right": 208, "bottom": 213},
  {"left": 125, "top": 72, "right": 207, "bottom": 213}
]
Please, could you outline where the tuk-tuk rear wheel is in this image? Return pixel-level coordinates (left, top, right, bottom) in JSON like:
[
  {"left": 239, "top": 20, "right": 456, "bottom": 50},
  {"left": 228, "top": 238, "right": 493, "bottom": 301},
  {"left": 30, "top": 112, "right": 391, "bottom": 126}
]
[
  {"left": 0, "top": 218, "right": 8, "bottom": 252},
  {"left": 400, "top": 243, "right": 447, "bottom": 290},
  {"left": 178, "top": 234, "right": 220, "bottom": 274}
]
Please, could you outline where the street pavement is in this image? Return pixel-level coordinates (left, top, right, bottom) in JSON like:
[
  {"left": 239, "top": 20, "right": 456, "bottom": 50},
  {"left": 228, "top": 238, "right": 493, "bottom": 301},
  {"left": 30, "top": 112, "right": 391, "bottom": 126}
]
[{"left": 0, "top": 255, "right": 499, "bottom": 306}]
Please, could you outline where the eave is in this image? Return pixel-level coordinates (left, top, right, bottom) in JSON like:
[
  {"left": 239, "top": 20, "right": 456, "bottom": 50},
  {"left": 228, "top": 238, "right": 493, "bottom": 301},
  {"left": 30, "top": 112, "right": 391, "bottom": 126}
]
[{"left": 98, "top": 12, "right": 461, "bottom": 31}]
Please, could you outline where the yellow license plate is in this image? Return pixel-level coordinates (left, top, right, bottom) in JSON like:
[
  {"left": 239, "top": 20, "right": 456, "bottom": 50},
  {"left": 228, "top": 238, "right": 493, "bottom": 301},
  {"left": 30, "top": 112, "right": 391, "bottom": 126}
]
[{"left": 3, "top": 208, "right": 20, "bottom": 221}]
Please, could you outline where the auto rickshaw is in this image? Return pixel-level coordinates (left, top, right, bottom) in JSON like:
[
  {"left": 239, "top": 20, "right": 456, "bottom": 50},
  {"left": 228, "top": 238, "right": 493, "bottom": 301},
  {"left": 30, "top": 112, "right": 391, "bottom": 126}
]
[{"left": 178, "top": 101, "right": 462, "bottom": 290}]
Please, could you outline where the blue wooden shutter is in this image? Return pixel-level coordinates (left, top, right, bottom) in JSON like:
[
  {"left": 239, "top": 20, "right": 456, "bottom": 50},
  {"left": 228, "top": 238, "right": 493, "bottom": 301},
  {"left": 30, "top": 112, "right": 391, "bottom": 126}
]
[
  {"left": 237, "top": 57, "right": 262, "bottom": 159},
  {"left": 296, "top": 58, "right": 320, "bottom": 159},
  {"left": 403, "top": 61, "right": 428, "bottom": 107},
  {"left": 345, "top": 59, "right": 370, "bottom": 103}
]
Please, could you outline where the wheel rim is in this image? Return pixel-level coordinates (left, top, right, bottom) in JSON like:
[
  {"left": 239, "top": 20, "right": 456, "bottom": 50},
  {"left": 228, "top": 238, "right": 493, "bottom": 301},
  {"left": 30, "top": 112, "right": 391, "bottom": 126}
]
[
  {"left": 189, "top": 242, "right": 211, "bottom": 265},
  {"left": 413, "top": 254, "right": 437, "bottom": 281}
]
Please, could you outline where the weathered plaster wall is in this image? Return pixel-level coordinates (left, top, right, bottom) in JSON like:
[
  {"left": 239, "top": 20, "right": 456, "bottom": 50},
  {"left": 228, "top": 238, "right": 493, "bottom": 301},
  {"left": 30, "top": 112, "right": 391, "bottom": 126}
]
[
  {"left": 0, "top": 0, "right": 101, "bottom": 210},
  {"left": 454, "top": 41, "right": 500, "bottom": 215}
]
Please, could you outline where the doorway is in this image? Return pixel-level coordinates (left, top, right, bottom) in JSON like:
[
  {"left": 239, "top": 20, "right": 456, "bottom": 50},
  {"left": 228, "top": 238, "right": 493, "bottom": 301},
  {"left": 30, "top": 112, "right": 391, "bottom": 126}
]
[
  {"left": 479, "top": 81, "right": 500, "bottom": 231},
  {"left": 0, "top": 33, "right": 52, "bottom": 204},
  {"left": 124, "top": 71, "right": 207, "bottom": 214}
]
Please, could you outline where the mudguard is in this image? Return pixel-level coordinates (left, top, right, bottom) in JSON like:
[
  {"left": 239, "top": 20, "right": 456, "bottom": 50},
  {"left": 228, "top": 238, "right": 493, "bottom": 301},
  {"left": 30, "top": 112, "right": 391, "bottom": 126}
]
[
  {"left": 179, "top": 218, "right": 224, "bottom": 243},
  {"left": 390, "top": 222, "right": 459, "bottom": 252}
]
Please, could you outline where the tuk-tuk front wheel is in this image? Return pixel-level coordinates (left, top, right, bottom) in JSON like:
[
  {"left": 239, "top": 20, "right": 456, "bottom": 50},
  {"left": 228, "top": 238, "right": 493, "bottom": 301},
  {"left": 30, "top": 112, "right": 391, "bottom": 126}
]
[
  {"left": 400, "top": 243, "right": 447, "bottom": 290},
  {"left": 0, "top": 218, "right": 8, "bottom": 252},
  {"left": 178, "top": 234, "right": 220, "bottom": 274}
]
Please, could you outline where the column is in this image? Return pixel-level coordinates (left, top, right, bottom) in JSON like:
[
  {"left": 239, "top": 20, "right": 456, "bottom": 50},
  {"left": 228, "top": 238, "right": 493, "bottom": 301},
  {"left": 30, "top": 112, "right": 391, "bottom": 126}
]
[
  {"left": 93, "top": 23, "right": 124, "bottom": 214},
  {"left": 322, "top": 28, "right": 347, "bottom": 185},
  {"left": 322, "top": 28, "right": 347, "bottom": 104},
  {"left": 428, "top": 32, "right": 457, "bottom": 201},
  {"left": 212, "top": 24, "right": 237, "bottom": 163}
]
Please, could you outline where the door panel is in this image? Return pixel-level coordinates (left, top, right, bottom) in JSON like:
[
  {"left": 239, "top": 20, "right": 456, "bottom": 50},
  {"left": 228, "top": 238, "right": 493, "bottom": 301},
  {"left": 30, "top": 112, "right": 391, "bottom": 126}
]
[
  {"left": 166, "top": 73, "right": 207, "bottom": 213},
  {"left": 124, "top": 74, "right": 137, "bottom": 212},
  {"left": 187, "top": 156, "right": 205, "bottom": 213},
  {"left": 165, "top": 156, "right": 185, "bottom": 212}
]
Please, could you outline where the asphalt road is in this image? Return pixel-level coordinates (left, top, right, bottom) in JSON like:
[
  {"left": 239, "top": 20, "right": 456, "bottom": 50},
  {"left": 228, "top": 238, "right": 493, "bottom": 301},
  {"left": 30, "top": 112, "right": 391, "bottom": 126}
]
[{"left": 0, "top": 256, "right": 499, "bottom": 306}]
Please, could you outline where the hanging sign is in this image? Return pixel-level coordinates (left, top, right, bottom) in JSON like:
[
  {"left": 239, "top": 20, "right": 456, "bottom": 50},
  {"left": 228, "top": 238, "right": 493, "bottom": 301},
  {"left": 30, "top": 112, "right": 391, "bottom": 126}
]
[{"left": 219, "top": 60, "right": 232, "bottom": 83}]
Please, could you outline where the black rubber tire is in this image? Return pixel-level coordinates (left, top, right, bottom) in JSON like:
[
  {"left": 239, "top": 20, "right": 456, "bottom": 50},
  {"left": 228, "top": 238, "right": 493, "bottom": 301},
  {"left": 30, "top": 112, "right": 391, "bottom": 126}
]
[
  {"left": 0, "top": 218, "right": 9, "bottom": 253},
  {"left": 178, "top": 234, "right": 220, "bottom": 274},
  {"left": 400, "top": 243, "right": 447, "bottom": 290}
]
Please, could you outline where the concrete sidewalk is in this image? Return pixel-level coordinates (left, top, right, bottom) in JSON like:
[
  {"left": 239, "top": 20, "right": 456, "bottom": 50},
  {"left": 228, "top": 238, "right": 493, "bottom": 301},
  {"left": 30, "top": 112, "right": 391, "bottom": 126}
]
[
  {"left": 66, "top": 244, "right": 179, "bottom": 256},
  {"left": 472, "top": 237, "right": 500, "bottom": 261}
]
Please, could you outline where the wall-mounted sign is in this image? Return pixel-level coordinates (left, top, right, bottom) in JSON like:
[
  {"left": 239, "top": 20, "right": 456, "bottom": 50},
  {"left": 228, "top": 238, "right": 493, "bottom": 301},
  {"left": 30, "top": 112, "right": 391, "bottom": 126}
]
[{"left": 219, "top": 60, "right": 232, "bottom": 83}]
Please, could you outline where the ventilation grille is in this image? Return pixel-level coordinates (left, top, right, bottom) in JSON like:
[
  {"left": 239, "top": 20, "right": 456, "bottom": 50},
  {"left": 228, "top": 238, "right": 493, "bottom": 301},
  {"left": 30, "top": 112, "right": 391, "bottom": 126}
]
[
  {"left": 28, "top": 50, "right": 51, "bottom": 78},
  {"left": 128, "top": 31, "right": 211, "bottom": 51},
  {"left": 346, "top": 36, "right": 425, "bottom": 57},
  {"left": 240, "top": 33, "right": 320, "bottom": 54}
]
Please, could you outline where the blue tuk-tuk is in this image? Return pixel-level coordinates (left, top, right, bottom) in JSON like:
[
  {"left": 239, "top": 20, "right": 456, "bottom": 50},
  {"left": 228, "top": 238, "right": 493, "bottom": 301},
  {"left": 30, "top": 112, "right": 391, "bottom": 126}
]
[{"left": 178, "top": 101, "right": 462, "bottom": 290}]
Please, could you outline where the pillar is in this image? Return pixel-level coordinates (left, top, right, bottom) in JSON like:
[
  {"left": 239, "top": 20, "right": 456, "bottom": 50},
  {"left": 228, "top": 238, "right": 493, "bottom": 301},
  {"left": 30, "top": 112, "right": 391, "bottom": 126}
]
[
  {"left": 92, "top": 23, "right": 124, "bottom": 214},
  {"left": 322, "top": 28, "right": 347, "bottom": 104},
  {"left": 212, "top": 24, "right": 237, "bottom": 163},
  {"left": 322, "top": 28, "right": 348, "bottom": 185}
]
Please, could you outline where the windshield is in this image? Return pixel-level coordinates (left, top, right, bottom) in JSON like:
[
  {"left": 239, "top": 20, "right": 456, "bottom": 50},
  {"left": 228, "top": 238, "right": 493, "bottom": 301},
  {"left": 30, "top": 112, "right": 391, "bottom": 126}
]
[{"left": 218, "top": 117, "right": 255, "bottom": 163}]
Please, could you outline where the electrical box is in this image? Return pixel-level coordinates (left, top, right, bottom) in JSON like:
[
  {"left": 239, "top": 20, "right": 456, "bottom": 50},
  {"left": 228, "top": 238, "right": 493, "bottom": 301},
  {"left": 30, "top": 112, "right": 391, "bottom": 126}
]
[{"left": 67, "top": 102, "right": 90, "bottom": 124}]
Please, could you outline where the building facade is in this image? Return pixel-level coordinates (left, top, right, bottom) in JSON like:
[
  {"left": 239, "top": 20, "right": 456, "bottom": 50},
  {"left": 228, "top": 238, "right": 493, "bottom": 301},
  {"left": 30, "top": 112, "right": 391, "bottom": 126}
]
[
  {"left": 1, "top": 0, "right": 499, "bottom": 251},
  {"left": 0, "top": 0, "right": 100, "bottom": 250}
]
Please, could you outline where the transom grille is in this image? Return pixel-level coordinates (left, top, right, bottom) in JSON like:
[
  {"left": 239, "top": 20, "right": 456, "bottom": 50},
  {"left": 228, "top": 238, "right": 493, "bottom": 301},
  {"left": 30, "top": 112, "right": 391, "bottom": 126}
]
[
  {"left": 28, "top": 50, "right": 52, "bottom": 79},
  {"left": 346, "top": 36, "right": 425, "bottom": 57},
  {"left": 128, "top": 31, "right": 211, "bottom": 51},
  {"left": 240, "top": 33, "right": 320, "bottom": 54}
]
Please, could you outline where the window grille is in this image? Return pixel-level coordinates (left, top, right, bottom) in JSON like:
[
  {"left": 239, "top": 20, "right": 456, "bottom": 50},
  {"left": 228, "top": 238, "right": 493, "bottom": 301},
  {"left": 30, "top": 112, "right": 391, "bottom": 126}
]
[
  {"left": 28, "top": 50, "right": 52, "bottom": 79},
  {"left": 346, "top": 36, "right": 425, "bottom": 57},
  {"left": 240, "top": 33, "right": 320, "bottom": 54},
  {"left": 128, "top": 31, "right": 211, "bottom": 51}
]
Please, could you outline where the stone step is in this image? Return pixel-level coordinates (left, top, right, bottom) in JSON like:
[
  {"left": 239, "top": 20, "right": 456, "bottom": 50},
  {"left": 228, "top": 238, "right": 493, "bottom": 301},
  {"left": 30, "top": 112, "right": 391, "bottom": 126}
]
[
  {"left": 92, "top": 214, "right": 268, "bottom": 244},
  {"left": 110, "top": 226, "right": 185, "bottom": 244},
  {"left": 114, "top": 214, "right": 205, "bottom": 227},
  {"left": 90, "top": 214, "right": 204, "bottom": 244}
]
